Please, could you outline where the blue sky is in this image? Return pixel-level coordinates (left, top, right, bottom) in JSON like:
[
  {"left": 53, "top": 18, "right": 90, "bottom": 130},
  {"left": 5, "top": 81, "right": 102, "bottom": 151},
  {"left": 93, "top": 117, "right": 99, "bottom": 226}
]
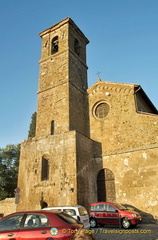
[{"left": 0, "top": 0, "right": 158, "bottom": 148}]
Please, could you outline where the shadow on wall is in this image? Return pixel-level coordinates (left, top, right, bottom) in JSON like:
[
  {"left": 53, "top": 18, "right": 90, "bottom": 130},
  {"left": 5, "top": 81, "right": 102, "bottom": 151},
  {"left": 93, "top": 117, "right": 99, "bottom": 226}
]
[
  {"left": 123, "top": 204, "right": 156, "bottom": 224},
  {"left": 97, "top": 168, "right": 116, "bottom": 202},
  {"left": 77, "top": 139, "right": 103, "bottom": 209}
]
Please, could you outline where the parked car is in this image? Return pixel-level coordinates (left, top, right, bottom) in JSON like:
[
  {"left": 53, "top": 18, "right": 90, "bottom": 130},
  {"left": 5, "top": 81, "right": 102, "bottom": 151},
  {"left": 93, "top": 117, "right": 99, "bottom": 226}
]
[
  {"left": 0, "top": 210, "right": 83, "bottom": 240},
  {"left": 89, "top": 202, "right": 142, "bottom": 229},
  {"left": 43, "top": 205, "right": 90, "bottom": 229}
]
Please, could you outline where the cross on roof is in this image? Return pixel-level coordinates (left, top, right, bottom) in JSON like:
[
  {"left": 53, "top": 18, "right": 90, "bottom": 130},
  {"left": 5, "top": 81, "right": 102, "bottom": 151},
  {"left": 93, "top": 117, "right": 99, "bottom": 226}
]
[{"left": 96, "top": 71, "right": 101, "bottom": 78}]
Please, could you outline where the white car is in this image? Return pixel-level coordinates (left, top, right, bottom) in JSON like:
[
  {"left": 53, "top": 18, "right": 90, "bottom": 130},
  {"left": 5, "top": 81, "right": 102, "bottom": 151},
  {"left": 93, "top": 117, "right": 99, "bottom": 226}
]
[{"left": 43, "top": 205, "right": 90, "bottom": 229}]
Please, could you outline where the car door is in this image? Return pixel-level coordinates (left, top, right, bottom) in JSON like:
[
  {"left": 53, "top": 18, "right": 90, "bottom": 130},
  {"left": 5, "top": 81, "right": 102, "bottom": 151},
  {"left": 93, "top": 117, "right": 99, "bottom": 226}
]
[
  {"left": 0, "top": 214, "right": 23, "bottom": 240},
  {"left": 93, "top": 204, "right": 105, "bottom": 225},
  {"left": 106, "top": 204, "right": 120, "bottom": 225},
  {"left": 0, "top": 229, "right": 18, "bottom": 240},
  {"left": 17, "top": 213, "right": 51, "bottom": 240}
]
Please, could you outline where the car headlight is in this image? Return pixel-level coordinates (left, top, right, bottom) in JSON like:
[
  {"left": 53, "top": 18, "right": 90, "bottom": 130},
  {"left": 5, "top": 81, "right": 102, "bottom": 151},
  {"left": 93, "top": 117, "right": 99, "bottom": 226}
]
[{"left": 131, "top": 214, "right": 137, "bottom": 217}]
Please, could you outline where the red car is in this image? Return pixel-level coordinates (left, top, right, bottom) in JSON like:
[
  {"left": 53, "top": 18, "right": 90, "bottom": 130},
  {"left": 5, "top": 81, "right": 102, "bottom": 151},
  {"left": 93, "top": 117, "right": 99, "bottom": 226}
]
[
  {"left": 0, "top": 210, "right": 83, "bottom": 240},
  {"left": 89, "top": 202, "right": 141, "bottom": 229}
]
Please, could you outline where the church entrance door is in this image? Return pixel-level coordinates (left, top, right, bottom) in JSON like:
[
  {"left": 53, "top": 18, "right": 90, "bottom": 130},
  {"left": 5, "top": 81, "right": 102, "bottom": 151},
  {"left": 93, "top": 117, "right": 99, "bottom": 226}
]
[{"left": 97, "top": 168, "right": 116, "bottom": 202}]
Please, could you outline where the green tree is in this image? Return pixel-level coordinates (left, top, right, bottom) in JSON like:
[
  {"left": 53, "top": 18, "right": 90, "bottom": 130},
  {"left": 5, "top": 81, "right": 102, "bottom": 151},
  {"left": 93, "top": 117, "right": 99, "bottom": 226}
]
[
  {"left": 0, "top": 144, "right": 20, "bottom": 200},
  {"left": 28, "top": 112, "right": 36, "bottom": 138}
]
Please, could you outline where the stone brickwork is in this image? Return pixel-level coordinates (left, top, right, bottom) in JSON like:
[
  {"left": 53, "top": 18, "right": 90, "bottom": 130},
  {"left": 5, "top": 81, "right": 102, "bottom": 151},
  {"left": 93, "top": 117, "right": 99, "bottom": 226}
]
[
  {"left": 88, "top": 81, "right": 158, "bottom": 222},
  {"left": 88, "top": 81, "right": 158, "bottom": 152},
  {"left": 0, "top": 198, "right": 16, "bottom": 216},
  {"left": 15, "top": 17, "right": 158, "bottom": 223},
  {"left": 18, "top": 132, "right": 77, "bottom": 211},
  {"left": 36, "top": 18, "right": 89, "bottom": 138}
]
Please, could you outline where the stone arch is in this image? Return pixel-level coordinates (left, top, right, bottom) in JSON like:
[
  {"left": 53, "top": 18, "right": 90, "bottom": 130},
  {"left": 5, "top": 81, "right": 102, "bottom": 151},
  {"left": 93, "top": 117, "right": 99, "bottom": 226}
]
[
  {"left": 97, "top": 168, "right": 116, "bottom": 202},
  {"left": 51, "top": 36, "right": 58, "bottom": 54}
]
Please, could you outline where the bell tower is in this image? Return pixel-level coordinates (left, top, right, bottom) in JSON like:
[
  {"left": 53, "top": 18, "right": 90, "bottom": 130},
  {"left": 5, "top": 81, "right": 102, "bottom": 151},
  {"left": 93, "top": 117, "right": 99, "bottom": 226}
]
[
  {"left": 17, "top": 18, "right": 94, "bottom": 211},
  {"left": 36, "top": 17, "right": 89, "bottom": 137}
]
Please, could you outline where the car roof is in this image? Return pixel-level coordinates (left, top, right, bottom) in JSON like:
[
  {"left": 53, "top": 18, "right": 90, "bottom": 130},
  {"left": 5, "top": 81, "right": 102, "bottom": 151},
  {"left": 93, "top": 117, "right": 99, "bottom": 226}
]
[
  {"left": 90, "top": 202, "right": 115, "bottom": 205},
  {"left": 43, "top": 205, "right": 84, "bottom": 208},
  {"left": 43, "top": 205, "right": 84, "bottom": 207},
  {"left": 3, "top": 210, "right": 63, "bottom": 217}
]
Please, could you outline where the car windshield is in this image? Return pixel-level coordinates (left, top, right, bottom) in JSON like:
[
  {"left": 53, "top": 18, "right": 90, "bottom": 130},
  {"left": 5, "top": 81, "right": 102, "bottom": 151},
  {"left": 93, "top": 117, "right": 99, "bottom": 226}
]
[
  {"left": 57, "top": 213, "right": 79, "bottom": 224},
  {"left": 78, "top": 207, "right": 88, "bottom": 216},
  {"left": 114, "top": 203, "right": 127, "bottom": 210}
]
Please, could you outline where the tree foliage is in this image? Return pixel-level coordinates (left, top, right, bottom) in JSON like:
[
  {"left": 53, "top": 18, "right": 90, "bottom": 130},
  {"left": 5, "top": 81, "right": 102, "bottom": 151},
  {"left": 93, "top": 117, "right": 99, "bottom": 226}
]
[
  {"left": 0, "top": 144, "right": 20, "bottom": 200},
  {"left": 28, "top": 112, "right": 36, "bottom": 138}
]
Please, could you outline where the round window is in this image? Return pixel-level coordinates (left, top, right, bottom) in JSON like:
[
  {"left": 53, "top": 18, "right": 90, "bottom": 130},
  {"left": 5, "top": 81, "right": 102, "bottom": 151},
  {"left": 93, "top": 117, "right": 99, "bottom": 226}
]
[{"left": 94, "top": 102, "right": 110, "bottom": 119}]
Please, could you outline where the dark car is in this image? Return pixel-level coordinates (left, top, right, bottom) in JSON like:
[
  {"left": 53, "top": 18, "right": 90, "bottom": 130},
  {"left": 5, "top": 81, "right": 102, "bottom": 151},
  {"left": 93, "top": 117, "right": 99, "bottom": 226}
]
[
  {"left": 89, "top": 202, "right": 141, "bottom": 229},
  {"left": 0, "top": 210, "right": 83, "bottom": 240}
]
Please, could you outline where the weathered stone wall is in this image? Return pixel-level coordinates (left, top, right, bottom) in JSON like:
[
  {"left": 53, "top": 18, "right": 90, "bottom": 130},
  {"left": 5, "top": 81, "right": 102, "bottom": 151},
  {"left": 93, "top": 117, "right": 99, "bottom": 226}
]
[
  {"left": 88, "top": 81, "right": 158, "bottom": 153},
  {"left": 36, "top": 18, "right": 89, "bottom": 138},
  {"left": 69, "top": 21, "right": 89, "bottom": 91},
  {"left": 17, "top": 131, "right": 78, "bottom": 211},
  {"left": 0, "top": 198, "right": 16, "bottom": 216},
  {"left": 76, "top": 132, "right": 102, "bottom": 209},
  {"left": 92, "top": 147, "right": 158, "bottom": 222},
  {"left": 37, "top": 20, "right": 70, "bottom": 137},
  {"left": 88, "top": 81, "right": 158, "bottom": 221},
  {"left": 69, "top": 85, "right": 89, "bottom": 136},
  {"left": 36, "top": 83, "right": 70, "bottom": 136}
]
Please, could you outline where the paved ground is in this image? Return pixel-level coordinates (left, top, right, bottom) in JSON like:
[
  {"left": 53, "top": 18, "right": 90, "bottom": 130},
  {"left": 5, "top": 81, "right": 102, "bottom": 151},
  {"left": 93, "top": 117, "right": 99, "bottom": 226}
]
[{"left": 91, "top": 224, "right": 158, "bottom": 240}]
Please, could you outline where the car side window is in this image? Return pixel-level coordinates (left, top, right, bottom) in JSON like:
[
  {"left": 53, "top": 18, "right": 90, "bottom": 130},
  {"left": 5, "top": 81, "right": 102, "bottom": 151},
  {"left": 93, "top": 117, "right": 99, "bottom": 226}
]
[
  {"left": 95, "top": 204, "right": 104, "bottom": 211},
  {"left": 107, "top": 205, "right": 116, "bottom": 212},
  {"left": 22, "top": 214, "right": 50, "bottom": 228},
  {"left": 63, "top": 209, "right": 76, "bottom": 216},
  {"left": 91, "top": 206, "right": 95, "bottom": 211},
  {"left": 0, "top": 214, "right": 23, "bottom": 231},
  {"left": 78, "top": 207, "right": 88, "bottom": 216},
  {"left": 103, "top": 204, "right": 107, "bottom": 211}
]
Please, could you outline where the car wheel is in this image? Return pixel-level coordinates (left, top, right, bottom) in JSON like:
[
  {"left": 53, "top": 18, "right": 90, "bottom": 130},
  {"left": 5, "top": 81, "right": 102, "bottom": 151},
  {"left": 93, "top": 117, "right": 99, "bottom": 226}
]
[
  {"left": 121, "top": 217, "right": 131, "bottom": 229},
  {"left": 90, "top": 218, "right": 97, "bottom": 228}
]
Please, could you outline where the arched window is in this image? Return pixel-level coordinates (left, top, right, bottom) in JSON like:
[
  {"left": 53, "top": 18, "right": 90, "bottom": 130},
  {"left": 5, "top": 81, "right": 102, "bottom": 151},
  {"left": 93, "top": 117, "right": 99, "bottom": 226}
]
[
  {"left": 51, "top": 36, "right": 58, "bottom": 54},
  {"left": 74, "top": 38, "right": 80, "bottom": 55},
  {"left": 41, "top": 157, "right": 49, "bottom": 181}
]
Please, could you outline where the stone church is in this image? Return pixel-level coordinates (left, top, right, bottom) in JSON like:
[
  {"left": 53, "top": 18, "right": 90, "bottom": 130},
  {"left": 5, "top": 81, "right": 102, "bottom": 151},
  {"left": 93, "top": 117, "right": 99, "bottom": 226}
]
[{"left": 17, "top": 17, "right": 158, "bottom": 221}]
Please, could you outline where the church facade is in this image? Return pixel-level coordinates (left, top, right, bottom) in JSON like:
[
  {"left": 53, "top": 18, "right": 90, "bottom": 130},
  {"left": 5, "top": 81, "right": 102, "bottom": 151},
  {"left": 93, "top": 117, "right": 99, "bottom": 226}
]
[{"left": 17, "top": 17, "right": 158, "bottom": 222}]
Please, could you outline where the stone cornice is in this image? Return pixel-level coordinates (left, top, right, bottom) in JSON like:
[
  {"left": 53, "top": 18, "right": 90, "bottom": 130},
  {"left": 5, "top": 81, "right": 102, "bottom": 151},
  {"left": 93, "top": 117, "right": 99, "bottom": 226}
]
[{"left": 87, "top": 81, "right": 138, "bottom": 95}]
